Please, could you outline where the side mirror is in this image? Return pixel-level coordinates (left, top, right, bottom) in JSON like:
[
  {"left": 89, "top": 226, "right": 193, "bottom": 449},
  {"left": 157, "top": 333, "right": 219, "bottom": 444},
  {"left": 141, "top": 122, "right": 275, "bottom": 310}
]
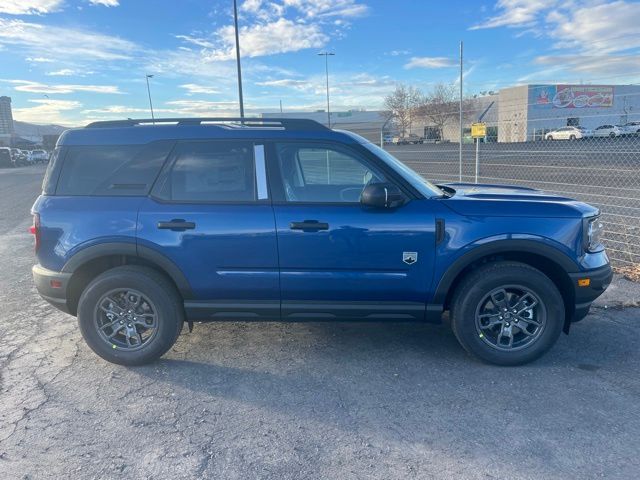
[{"left": 360, "top": 183, "right": 405, "bottom": 209}]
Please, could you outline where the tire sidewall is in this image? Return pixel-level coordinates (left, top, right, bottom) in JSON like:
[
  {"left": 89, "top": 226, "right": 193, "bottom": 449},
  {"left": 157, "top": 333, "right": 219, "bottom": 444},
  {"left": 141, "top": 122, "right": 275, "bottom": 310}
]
[
  {"left": 78, "top": 269, "right": 182, "bottom": 366},
  {"left": 453, "top": 265, "right": 564, "bottom": 365}
]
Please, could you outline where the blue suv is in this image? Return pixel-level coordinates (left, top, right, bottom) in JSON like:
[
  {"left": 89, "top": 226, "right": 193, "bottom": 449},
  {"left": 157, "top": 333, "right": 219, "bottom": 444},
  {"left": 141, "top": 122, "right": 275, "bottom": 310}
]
[{"left": 31, "top": 118, "right": 612, "bottom": 366}]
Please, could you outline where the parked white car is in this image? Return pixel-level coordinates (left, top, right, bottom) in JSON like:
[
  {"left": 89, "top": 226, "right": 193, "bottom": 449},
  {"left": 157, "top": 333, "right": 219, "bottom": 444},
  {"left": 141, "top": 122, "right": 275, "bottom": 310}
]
[
  {"left": 545, "top": 126, "right": 592, "bottom": 140},
  {"left": 28, "top": 150, "right": 49, "bottom": 163},
  {"left": 622, "top": 121, "right": 640, "bottom": 135},
  {"left": 593, "top": 124, "right": 624, "bottom": 138}
]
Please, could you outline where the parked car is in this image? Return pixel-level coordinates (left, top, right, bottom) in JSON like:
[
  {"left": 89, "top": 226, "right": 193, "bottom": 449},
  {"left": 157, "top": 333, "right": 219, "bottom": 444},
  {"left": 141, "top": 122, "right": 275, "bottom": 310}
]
[
  {"left": 545, "top": 126, "right": 592, "bottom": 140},
  {"left": 593, "top": 125, "right": 624, "bottom": 138},
  {"left": 392, "top": 134, "right": 424, "bottom": 145},
  {"left": 29, "top": 149, "right": 49, "bottom": 163},
  {"left": 0, "top": 147, "right": 13, "bottom": 168},
  {"left": 10, "top": 148, "right": 28, "bottom": 166},
  {"left": 622, "top": 121, "right": 640, "bottom": 135},
  {"left": 31, "top": 117, "right": 611, "bottom": 367},
  {"left": 382, "top": 133, "right": 395, "bottom": 145}
]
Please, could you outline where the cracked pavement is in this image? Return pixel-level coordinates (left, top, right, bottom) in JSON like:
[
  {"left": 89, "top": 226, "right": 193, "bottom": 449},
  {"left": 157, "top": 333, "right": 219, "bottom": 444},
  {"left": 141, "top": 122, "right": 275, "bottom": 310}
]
[{"left": 0, "top": 165, "right": 639, "bottom": 479}]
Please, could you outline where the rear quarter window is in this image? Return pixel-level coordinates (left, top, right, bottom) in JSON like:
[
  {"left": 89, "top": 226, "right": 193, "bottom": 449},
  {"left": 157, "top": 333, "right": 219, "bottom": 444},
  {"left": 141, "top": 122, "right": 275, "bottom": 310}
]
[{"left": 55, "top": 141, "right": 174, "bottom": 196}]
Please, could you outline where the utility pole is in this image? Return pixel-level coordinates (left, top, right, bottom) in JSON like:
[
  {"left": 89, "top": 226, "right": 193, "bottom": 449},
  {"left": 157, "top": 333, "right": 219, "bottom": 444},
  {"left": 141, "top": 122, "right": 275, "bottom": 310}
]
[
  {"left": 233, "top": 0, "right": 245, "bottom": 118},
  {"left": 145, "top": 74, "right": 155, "bottom": 122},
  {"left": 318, "top": 52, "right": 335, "bottom": 128},
  {"left": 279, "top": 99, "right": 283, "bottom": 113},
  {"left": 459, "top": 41, "right": 463, "bottom": 182}
]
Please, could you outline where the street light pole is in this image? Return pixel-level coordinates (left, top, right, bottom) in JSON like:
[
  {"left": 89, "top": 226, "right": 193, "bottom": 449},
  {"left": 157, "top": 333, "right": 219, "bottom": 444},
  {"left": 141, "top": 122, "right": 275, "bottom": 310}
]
[
  {"left": 145, "top": 74, "right": 155, "bottom": 122},
  {"left": 233, "top": 0, "right": 245, "bottom": 118},
  {"left": 318, "top": 52, "right": 334, "bottom": 128}
]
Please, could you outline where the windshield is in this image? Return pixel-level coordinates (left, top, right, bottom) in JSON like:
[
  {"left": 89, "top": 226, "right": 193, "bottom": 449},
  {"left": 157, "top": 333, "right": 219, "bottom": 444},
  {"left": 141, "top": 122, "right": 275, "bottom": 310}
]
[{"left": 360, "top": 141, "right": 444, "bottom": 197}]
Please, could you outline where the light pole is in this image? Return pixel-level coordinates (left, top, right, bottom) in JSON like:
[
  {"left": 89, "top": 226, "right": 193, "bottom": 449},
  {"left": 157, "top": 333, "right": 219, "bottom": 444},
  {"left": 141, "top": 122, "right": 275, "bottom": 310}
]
[
  {"left": 318, "top": 52, "right": 334, "bottom": 128},
  {"left": 233, "top": 0, "right": 245, "bottom": 118},
  {"left": 145, "top": 74, "right": 155, "bottom": 122}
]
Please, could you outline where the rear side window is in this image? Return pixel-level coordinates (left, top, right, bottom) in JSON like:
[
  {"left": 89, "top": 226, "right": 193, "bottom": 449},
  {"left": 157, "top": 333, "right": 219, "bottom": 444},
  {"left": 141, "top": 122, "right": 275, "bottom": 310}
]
[
  {"left": 55, "top": 141, "right": 173, "bottom": 196},
  {"left": 155, "top": 141, "right": 256, "bottom": 202}
]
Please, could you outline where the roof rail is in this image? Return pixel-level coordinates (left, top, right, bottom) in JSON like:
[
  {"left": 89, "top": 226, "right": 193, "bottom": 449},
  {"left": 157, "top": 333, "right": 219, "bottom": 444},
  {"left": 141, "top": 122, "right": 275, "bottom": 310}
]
[{"left": 84, "top": 117, "right": 329, "bottom": 131}]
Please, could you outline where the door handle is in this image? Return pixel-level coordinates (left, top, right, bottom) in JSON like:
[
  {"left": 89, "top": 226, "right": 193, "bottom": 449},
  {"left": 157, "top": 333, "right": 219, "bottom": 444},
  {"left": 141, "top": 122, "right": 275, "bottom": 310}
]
[
  {"left": 290, "top": 220, "right": 329, "bottom": 231},
  {"left": 157, "top": 219, "right": 196, "bottom": 231}
]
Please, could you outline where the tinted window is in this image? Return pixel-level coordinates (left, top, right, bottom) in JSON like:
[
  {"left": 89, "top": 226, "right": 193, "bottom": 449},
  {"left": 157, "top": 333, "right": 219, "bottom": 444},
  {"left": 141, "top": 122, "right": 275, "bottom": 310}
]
[
  {"left": 276, "top": 143, "right": 386, "bottom": 203},
  {"left": 157, "top": 141, "right": 256, "bottom": 202},
  {"left": 56, "top": 141, "right": 173, "bottom": 196}
]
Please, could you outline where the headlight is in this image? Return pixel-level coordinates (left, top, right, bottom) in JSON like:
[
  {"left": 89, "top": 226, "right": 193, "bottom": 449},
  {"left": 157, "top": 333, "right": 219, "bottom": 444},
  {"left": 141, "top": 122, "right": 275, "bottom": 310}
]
[{"left": 584, "top": 215, "right": 604, "bottom": 252}]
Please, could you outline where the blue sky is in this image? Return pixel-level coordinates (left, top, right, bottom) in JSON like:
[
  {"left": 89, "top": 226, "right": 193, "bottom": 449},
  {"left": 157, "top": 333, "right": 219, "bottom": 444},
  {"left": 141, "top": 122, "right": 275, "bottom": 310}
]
[{"left": 1, "top": 0, "right": 639, "bottom": 125}]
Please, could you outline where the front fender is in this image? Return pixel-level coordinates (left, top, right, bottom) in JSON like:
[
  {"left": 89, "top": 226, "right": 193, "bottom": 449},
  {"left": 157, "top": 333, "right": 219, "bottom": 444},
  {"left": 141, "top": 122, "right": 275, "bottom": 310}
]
[{"left": 430, "top": 236, "right": 580, "bottom": 306}]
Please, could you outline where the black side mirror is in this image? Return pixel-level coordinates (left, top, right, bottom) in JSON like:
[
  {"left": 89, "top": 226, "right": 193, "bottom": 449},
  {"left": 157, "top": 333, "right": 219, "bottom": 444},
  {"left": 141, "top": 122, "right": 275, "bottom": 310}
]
[{"left": 360, "top": 183, "right": 405, "bottom": 208}]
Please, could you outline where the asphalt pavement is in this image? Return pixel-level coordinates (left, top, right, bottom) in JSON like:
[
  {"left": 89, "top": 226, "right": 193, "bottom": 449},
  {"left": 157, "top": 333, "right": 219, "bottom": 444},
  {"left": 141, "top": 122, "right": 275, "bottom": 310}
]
[{"left": 0, "top": 164, "right": 639, "bottom": 480}]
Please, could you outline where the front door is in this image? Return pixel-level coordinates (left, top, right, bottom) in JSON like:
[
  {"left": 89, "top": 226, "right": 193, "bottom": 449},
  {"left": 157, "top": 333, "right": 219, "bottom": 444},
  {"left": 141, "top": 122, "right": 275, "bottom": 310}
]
[
  {"left": 137, "top": 140, "right": 280, "bottom": 320},
  {"left": 268, "top": 141, "right": 435, "bottom": 320}
]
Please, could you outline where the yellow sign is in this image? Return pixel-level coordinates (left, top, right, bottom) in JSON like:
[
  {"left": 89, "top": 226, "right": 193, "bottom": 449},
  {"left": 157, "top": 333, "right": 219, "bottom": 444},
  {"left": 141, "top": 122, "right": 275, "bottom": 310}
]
[{"left": 471, "top": 122, "right": 486, "bottom": 138}]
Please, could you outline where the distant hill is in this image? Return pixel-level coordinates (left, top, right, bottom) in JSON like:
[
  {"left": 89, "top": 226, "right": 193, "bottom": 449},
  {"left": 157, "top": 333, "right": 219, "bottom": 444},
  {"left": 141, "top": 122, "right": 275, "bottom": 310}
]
[{"left": 13, "top": 121, "right": 68, "bottom": 138}]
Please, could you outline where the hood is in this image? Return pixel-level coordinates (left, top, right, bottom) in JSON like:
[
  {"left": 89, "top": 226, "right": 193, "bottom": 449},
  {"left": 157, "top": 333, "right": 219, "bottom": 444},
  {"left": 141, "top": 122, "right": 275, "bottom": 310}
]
[{"left": 438, "top": 182, "right": 599, "bottom": 218}]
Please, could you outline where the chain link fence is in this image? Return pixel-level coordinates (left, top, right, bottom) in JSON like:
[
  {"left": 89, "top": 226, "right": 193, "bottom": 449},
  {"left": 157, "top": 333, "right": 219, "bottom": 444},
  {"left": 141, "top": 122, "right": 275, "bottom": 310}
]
[{"left": 344, "top": 116, "right": 640, "bottom": 267}]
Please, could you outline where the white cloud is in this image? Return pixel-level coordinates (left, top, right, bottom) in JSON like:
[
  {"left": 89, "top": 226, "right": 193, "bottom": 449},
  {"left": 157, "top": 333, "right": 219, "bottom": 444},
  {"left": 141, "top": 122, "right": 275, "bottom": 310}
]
[
  {"left": 404, "top": 57, "right": 457, "bottom": 69},
  {"left": 46, "top": 69, "right": 76, "bottom": 76},
  {"left": 179, "top": 83, "right": 222, "bottom": 95},
  {"left": 241, "top": 0, "right": 368, "bottom": 20},
  {"left": 470, "top": 0, "right": 558, "bottom": 30},
  {"left": 472, "top": 1, "right": 640, "bottom": 82},
  {"left": 3, "top": 80, "right": 123, "bottom": 95},
  {"left": 185, "top": 18, "right": 328, "bottom": 60},
  {"left": 13, "top": 99, "right": 82, "bottom": 125},
  {"left": 89, "top": 0, "right": 120, "bottom": 6},
  {"left": 256, "top": 78, "right": 314, "bottom": 90},
  {"left": 546, "top": 1, "right": 640, "bottom": 54},
  {"left": 0, "top": 18, "right": 138, "bottom": 62},
  {"left": 0, "top": 0, "right": 64, "bottom": 15},
  {"left": 26, "top": 56, "right": 54, "bottom": 63}
]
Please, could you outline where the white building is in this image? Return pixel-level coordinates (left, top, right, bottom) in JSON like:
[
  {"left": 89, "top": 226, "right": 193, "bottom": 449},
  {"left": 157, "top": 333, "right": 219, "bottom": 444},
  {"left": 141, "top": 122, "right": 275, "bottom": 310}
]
[{"left": 498, "top": 84, "right": 640, "bottom": 142}]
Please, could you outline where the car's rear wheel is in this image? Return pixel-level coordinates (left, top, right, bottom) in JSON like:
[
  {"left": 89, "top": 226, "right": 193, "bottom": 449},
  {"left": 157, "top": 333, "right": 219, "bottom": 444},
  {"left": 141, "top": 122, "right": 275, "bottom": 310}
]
[
  {"left": 450, "top": 262, "right": 564, "bottom": 366},
  {"left": 609, "top": 132, "right": 616, "bottom": 138},
  {"left": 547, "top": 135, "right": 553, "bottom": 140},
  {"left": 569, "top": 134, "right": 576, "bottom": 140},
  {"left": 77, "top": 266, "right": 184, "bottom": 366}
]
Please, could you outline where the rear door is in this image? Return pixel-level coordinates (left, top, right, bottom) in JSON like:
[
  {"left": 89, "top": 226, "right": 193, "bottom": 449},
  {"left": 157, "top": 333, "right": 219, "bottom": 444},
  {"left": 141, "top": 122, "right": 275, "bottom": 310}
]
[
  {"left": 268, "top": 141, "right": 435, "bottom": 321},
  {"left": 137, "top": 140, "right": 280, "bottom": 320}
]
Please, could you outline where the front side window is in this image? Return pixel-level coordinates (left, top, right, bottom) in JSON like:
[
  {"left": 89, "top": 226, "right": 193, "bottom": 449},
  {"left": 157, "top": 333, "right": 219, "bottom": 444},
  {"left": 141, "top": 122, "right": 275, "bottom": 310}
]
[
  {"left": 275, "top": 143, "right": 386, "bottom": 203},
  {"left": 157, "top": 141, "right": 256, "bottom": 202}
]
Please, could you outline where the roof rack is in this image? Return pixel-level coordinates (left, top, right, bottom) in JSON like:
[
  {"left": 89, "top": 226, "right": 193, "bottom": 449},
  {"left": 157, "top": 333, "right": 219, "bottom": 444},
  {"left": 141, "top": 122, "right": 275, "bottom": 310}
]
[{"left": 85, "top": 117, "right": 329, "bottom": 131}]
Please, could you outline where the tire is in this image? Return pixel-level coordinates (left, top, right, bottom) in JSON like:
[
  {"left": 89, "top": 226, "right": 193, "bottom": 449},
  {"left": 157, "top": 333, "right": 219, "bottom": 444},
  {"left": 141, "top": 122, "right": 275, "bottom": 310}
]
[
  {"left": 547, "top": 135, "right": 553, "bottom": 141},
  {"left": 569, "top": 135, "right": 576, "bottom": 140},
  {"left": 450, "top": 262, "right": 564, "bottom": 366},
  {"left": 77, "top": 266, "right": 184, "bottom": 366},
  {"left": 609, "top": 132, "right": 616, "bottom": 138}
]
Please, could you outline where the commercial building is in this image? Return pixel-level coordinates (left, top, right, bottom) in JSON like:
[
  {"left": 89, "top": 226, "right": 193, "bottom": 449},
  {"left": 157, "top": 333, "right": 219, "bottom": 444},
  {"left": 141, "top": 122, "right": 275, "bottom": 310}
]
[
  {"left": 498, "top": 84, "right": 640, "bottom": 142},
  {"left": 0, "top": 96, "right": 14, "bottom": 146},
  {"left": 261, "top": 110, "right": 389, "bottom": 143}
]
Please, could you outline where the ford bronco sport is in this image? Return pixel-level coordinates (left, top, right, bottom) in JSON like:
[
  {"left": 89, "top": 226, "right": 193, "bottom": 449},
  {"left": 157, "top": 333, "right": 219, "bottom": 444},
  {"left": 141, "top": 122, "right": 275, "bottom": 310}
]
[{"left": 31, "top": 118, "right": 612, "bottom": 366}]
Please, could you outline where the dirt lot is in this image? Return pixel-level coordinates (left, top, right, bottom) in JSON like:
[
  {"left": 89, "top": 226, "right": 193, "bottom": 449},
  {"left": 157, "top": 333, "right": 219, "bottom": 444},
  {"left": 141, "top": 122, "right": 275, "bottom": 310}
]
[{"left": 1, "top": 165, "right": 639, "bottom": 479}]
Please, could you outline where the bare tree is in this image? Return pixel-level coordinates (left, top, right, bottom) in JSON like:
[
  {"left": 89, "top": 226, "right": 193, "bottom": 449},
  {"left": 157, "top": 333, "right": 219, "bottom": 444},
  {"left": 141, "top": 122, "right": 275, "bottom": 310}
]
[
  {"left": 417, "top": 83, "right": 475, "bottom": 140},
  {"left": 383, "top": 84, "right": 422, "bottom": 136}
]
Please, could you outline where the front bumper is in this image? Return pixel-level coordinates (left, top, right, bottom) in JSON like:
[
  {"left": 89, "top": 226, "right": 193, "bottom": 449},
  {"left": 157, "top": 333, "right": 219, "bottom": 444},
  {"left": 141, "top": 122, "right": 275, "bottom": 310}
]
[
  {"left": 32, "top": 264, "right": 72, "bottom": 314},
  {"left": 568, "top": 263, "right": 613, "bottom": 322}
]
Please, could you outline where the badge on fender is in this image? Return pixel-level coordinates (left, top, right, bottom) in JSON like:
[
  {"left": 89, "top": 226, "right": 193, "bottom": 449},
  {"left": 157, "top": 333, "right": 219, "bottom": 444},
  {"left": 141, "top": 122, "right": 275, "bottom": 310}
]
[{"left": 403, "top": 252, "right": 418, "bottom": 265}]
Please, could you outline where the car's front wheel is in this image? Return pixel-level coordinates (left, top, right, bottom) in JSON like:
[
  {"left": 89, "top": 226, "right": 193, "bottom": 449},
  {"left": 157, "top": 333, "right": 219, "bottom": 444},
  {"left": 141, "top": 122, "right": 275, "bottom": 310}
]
[
  {"left": 77, "top": 266, "right": 184, "bottom": 366},
  {"left": 450, "top": 262, "right": 564, "bottom": 366}
]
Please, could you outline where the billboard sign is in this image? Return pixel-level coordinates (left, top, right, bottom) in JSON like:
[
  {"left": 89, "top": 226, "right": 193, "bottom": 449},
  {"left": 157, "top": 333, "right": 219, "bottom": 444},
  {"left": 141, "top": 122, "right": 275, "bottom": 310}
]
[{"left": 532, "top": 85, "right": 614, "bottom": 108}]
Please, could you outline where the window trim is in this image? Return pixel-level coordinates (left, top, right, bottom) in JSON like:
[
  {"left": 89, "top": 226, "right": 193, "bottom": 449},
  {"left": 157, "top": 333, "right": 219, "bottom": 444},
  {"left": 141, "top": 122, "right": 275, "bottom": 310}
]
[
  {"left": 149, "top": 139, "right": 271, "bottom": 205},
  {"left": 266, "top": 139, "right": 416, "bottom": 206}
]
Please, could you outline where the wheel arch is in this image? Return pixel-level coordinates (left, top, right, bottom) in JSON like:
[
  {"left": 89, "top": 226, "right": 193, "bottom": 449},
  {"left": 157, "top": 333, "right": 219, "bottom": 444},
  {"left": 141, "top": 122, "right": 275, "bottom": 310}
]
[
  {"left": 434, "top": 240, "right": 578, "bottom": 332},
  {"left": 62, "top": 242, "right": 193, "bottom": 316}
]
